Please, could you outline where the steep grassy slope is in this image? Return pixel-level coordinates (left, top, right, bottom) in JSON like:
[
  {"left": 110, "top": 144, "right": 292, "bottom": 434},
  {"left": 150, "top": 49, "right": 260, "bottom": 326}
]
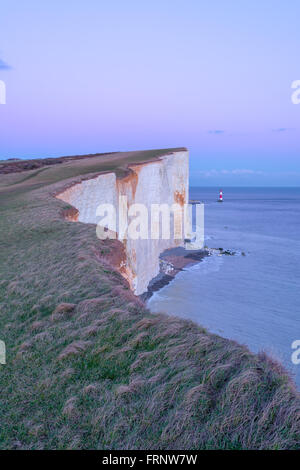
[{"left": 0, "top": 150, "right": 299, "bottom": 449}]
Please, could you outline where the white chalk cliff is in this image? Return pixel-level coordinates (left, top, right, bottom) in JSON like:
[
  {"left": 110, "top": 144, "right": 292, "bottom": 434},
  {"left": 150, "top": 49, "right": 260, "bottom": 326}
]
[{"left": 57, "top": 150, "right": 189, "bottom": 295}]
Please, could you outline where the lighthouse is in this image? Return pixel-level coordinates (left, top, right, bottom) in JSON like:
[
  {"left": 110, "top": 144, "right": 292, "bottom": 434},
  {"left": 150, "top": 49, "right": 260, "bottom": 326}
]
[{"left": 218, "top": 189, "right": 223, "bottom": 202}]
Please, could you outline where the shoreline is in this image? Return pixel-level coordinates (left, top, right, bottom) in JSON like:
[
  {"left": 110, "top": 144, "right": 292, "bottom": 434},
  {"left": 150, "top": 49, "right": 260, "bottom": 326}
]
[
  {"left": 140, "top": 247, "right": 209, "bottom": 302},
  {"left": 141, "top": 246, "right": 238, "bottom": 302}
]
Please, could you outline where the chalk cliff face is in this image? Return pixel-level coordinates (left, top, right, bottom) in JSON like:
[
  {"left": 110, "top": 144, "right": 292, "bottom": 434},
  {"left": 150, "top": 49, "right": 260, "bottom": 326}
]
[{"left": 57, "top": 150, "right": 189, "bottom": 295}]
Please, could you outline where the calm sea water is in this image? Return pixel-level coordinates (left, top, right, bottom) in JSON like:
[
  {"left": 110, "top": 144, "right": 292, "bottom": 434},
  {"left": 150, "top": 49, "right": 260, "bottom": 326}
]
[{"left": 148, "top": 187, "right": 300, "bottom": 389}]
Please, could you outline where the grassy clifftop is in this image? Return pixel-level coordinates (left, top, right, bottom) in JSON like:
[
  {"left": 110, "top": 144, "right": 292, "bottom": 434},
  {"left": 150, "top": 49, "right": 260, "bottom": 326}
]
[{"left": 0, "top": 150, "right": 299, "bottom": 449}]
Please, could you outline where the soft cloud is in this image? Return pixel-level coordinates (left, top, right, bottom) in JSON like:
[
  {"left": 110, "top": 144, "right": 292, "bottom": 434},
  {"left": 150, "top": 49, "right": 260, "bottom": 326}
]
[
  {"left": 197, "top": 169, "right": 263, "bottom": 178},
  {"left": 272, "top": 127, "right": 289, "bottom": 133},
  {"left": 208, "top": 130, "right": 224, "bottom": 135},
  {"left": 0, "top": 59, "right": 10, "bottom": 70},
  {"left": 230, "top": 169, "right": 262, "bottom": 175}
]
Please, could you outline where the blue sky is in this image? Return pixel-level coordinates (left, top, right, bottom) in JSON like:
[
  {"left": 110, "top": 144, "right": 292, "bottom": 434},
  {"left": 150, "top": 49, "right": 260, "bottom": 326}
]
[{"left": 0, "top": 1, "right": 299, "bottom": 185}]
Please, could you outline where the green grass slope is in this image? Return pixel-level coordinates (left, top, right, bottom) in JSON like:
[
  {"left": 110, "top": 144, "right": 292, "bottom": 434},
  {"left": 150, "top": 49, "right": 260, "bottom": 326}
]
[{"left": 0, "top": 149, "right": 299, "bottom": 449}]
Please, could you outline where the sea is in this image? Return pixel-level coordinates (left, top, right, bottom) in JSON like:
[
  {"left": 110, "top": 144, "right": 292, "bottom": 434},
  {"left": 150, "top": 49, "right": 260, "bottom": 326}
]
[{"left": 148, "top": 187, "right": 300, "bottom": 389}]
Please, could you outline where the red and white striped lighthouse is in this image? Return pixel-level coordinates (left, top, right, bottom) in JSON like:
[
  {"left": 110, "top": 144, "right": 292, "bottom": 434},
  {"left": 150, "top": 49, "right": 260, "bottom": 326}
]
[{"left": 218, "top": 189, "right": 223, "bottom": 202}]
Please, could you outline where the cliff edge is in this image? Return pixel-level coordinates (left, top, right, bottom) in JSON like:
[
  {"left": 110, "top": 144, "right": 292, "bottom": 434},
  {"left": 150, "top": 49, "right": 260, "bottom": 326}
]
[{"left": 56, "top": 149, "right": 189, "bottom": 295}]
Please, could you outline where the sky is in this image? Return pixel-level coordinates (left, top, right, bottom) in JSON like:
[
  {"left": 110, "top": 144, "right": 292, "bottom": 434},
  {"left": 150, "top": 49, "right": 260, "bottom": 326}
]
[{"left": 0, "top": 0, "right": 299, "bottom": 186}]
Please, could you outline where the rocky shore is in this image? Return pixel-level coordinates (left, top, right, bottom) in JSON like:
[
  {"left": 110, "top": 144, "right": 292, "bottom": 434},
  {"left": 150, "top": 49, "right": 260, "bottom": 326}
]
[
  {"left": 141, "top": 246, "right": 238, "bottom": 301},
  {"left": 140, "top": 247, "right": 209, "bottom": 301}
]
